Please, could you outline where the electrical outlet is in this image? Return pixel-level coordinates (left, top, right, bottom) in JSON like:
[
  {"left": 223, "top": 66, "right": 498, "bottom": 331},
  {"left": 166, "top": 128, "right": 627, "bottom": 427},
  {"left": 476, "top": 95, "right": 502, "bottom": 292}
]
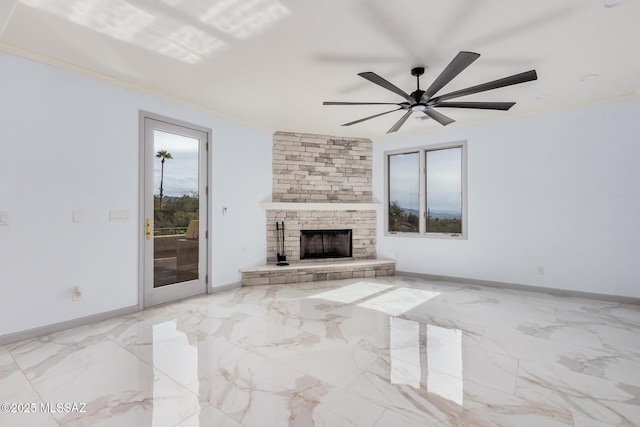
[
  {"left": 537, "top": 265, "right": 545, "bottom": 275},
  {"left": 72, "top": 286, "right": 82, "bottom": 302}
]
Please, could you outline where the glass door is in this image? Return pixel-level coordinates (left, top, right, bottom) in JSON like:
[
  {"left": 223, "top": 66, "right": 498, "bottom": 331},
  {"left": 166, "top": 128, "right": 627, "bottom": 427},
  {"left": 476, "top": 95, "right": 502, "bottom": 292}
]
[{"left": 142, "top": 115, "right": 209, "bottom": 307}]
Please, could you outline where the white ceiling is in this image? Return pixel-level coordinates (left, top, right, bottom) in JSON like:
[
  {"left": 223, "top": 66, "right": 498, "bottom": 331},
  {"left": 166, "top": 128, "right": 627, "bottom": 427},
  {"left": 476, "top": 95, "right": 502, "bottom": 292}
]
[{"left": 1, "top": 0, "right": 638, "bottom": 138}]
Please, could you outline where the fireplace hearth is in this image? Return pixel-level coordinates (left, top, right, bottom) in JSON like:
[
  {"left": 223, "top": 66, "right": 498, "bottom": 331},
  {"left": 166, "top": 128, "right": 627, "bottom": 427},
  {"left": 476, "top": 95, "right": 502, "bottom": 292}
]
[{"left": 300, "top": 229, "right": 352, "bottom": 260}]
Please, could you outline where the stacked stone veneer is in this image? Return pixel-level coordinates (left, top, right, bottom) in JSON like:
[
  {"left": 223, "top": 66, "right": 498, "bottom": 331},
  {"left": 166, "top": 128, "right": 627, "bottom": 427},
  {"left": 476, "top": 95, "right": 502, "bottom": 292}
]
[
  {"left": 241, "top": 260, "right": 396, "bottom": 286},
  {"left": 272, "top": 132, "right": 372, "bottom": 202},
  {"left": 266, "top": 210, "right": 376, "bottom": 263},
  {"left": 267, "top": 132, "right": 377, "bottom": 264},
  {"left": 241, "top": 131, "right": 394, "bottom": 286}
]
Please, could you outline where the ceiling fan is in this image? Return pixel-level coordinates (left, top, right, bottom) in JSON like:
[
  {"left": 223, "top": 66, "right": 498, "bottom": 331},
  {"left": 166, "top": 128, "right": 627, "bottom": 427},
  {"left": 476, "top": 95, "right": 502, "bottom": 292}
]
[{"left": 323, "top": 51, "right": 537, "bottom": 134}]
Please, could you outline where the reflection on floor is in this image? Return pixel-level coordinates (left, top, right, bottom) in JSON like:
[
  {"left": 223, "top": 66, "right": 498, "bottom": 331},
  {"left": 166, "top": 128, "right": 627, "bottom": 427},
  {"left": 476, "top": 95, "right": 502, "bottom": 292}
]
[{"left": 1, "top": 276, "right": 639, "bottom": 426}]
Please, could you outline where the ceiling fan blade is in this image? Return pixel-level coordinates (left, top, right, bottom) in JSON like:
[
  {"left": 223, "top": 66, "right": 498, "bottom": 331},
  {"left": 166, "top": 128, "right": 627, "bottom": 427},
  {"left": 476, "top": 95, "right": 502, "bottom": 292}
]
[
  {"left": 434, "top": 101, "right": 516, "bottom": 110},
  {"left": 423, "top": 109, "right": 455, "bottom": 126},
  {"left": 421, "top": 51, "right": 480, "bottom": 102},
  {"left": 358, "top": 72, "right": 414, "bottom": 103},
  {"left": 387, "top": 110, "right": 413, "bottom": 133},
  {"left": 431, "top": 70, "right": 537, "bottom": 103},
  {"left": 342, "top": 108, "right": 403, "bottom": 127},
  {"left": 324, "top": 101, "right": 401, "bottom": 106}
]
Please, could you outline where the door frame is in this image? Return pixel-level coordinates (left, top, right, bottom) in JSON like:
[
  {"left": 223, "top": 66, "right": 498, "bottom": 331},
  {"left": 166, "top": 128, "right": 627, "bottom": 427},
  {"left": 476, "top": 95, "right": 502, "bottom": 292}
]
[{"left": 138, "top": 111, "right": 212, "bottom": 309}]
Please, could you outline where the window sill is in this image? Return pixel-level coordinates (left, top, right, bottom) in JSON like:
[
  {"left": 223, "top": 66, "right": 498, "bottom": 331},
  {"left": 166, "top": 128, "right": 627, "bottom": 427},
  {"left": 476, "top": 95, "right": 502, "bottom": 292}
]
[{"left": 384, "top": 231, "right": 467, "bottom": 240}]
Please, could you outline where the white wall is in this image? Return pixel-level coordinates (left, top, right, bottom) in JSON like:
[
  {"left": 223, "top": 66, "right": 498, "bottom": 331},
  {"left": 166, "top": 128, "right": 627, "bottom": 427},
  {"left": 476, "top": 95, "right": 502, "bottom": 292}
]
[
  {"left": 0, "top": 52, "right": 272, "bottom": 336},
  {"left": 373, "top": 98, "right": 640, "bottom": 298}
]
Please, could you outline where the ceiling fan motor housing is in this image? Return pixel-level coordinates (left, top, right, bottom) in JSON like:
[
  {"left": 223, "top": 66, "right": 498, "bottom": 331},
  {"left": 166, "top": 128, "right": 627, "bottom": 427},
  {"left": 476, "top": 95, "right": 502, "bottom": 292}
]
[{"left": 411, "top": 67, "right": 425, "bottom": 77}]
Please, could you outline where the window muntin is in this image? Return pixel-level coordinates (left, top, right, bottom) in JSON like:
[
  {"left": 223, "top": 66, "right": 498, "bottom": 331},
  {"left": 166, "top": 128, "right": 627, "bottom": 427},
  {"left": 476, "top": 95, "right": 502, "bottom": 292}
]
[{"left": 386, "top": 142, "right": 466, "bottom": 238}]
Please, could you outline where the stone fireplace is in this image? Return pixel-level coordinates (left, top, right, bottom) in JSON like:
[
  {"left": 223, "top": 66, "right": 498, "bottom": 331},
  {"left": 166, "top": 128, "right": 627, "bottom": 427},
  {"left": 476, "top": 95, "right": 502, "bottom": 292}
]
[
  {"left": 240, "top": 131, "right": 395, "bottom": 286},
  {"left": 265, "top": 208, "right": 376, "bottom": 263},
  {"left": 264, "top": 131, "right": 377, "bottom": 263}
]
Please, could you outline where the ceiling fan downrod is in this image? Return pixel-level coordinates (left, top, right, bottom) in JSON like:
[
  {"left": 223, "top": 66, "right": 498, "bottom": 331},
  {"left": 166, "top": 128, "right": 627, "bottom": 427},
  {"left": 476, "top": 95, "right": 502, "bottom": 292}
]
[{"left": 411, "top": 67, "right": 425, "bottom": 103}]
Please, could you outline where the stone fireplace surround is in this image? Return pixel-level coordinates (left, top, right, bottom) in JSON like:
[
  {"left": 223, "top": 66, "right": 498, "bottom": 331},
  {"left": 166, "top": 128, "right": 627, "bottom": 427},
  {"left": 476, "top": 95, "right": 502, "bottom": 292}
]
[
  {"left": 265, "top": 208, "right": 376, "bottom": 263},
  {"left": 240, "top": 131, "right": 395, "bottom": 286}
]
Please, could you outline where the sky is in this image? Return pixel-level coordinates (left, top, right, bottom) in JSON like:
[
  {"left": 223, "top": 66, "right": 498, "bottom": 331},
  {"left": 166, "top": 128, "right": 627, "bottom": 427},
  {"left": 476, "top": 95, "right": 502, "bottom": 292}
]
[
  {"left": 389, "top": 152, "right": 420, "bottom": 210},
  {"left": 389, "top": 147, "right": 461, "bottom": 213},
  {"left": 153, "top": 130, "right": 200, "bottom": 197}
]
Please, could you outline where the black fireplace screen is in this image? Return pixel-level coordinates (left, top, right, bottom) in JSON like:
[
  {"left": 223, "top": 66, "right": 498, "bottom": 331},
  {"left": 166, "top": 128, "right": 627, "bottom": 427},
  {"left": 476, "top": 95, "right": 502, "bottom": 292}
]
[{"left": 300, "top": 229, "right": 352, "bottom": 259}]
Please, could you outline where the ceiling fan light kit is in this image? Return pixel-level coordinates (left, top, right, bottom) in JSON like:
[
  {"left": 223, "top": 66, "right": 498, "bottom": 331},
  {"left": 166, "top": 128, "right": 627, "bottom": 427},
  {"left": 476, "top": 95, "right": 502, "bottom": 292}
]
[{"left": 323, "top": 51, "right": 537, "bottom": 134}]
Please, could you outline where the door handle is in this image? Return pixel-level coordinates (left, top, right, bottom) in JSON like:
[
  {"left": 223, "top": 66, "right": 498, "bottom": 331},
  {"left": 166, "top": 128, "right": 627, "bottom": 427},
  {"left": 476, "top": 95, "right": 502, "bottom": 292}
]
[{"left": 146, "top": 218, "right": 152, "bottom": 240}]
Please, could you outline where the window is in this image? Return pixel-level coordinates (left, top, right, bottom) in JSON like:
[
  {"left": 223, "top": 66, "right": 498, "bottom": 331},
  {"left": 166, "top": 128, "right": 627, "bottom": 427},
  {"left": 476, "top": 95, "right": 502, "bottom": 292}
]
[
  {"left": 388, "top": 152, "right": 420, "bottom": 233},
  {"left": 386, "top": 142, "right": 466, "bottom": 238}
]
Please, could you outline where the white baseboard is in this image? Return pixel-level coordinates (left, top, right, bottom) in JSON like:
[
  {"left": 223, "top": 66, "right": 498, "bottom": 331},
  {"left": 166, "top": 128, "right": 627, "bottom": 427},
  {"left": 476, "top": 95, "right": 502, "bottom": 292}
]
[
  {"left": 0, "top": 282, "right": 243, "bottom": 346},
  {"left": 0, "top": 305, "right": 140, "bottom": 346},
  {"left": 396, "top": 271, "right": 640, "bottom": 304},
  {"left": 211, "top": 281, "right": 242, "bottom": 293}
]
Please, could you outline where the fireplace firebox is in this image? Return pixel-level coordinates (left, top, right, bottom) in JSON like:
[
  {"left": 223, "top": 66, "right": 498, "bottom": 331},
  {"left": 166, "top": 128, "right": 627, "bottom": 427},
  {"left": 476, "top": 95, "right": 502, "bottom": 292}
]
[{"left": 300, "top": 229, "right": 352, "bottom": 260}]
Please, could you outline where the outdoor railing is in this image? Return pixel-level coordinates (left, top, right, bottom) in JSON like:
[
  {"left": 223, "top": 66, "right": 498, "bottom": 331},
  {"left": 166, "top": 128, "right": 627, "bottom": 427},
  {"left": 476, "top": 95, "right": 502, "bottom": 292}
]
[{"left": 154, "top": 227, "right": 188, "bottom": 236}]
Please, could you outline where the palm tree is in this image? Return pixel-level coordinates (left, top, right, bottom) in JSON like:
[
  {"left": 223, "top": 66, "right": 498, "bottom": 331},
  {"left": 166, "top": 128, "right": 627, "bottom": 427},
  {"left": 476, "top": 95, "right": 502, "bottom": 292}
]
[{"left": 156, "top": 150, "right": 173, "bottom": 209}]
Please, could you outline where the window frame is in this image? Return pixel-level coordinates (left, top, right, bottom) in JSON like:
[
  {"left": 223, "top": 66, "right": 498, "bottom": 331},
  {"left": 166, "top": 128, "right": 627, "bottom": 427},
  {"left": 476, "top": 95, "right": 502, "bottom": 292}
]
[{"left": 384, "top": 140, "right": 467, "bottom": 239}]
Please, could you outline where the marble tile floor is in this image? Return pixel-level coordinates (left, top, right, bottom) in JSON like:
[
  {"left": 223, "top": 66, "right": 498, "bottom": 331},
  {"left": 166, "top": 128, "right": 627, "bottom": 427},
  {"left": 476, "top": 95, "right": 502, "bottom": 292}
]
[{"left": 1, "top": 276, "right": 639, "bottom": 426}]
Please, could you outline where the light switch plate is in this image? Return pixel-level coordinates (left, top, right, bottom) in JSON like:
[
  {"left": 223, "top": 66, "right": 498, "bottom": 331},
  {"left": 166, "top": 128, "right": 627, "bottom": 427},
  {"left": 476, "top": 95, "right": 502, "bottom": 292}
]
[
  {"left": 0, "top": 212, "right": 8, "bottom": 225},
  {"left": 109, "top": 210, "right": 130, "bottom": 222}
]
